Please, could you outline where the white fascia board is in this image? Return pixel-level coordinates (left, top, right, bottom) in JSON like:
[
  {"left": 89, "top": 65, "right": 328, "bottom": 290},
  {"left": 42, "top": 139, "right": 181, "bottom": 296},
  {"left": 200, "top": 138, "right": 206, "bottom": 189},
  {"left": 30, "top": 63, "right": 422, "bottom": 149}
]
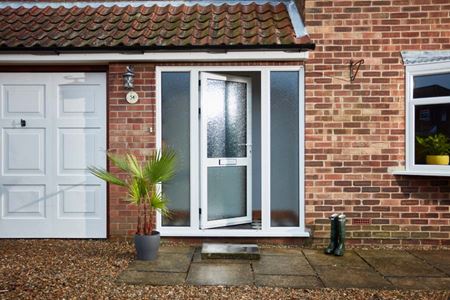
[{"left": 0, "top": 51, "right": 309, "bottom": 64}]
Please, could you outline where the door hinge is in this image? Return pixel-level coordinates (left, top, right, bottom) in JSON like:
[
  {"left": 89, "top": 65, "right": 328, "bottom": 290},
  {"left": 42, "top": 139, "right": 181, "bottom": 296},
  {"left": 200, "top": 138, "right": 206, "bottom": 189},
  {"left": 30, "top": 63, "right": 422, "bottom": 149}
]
[
  {"left": 199, "top": 79, "right": 201, "bottom": 86},
  {"left": 198, "top": 107, "right": 201, "bottom": 116},
  {"left": 199, "top": 208, "right": 202, "bottom": 215}
]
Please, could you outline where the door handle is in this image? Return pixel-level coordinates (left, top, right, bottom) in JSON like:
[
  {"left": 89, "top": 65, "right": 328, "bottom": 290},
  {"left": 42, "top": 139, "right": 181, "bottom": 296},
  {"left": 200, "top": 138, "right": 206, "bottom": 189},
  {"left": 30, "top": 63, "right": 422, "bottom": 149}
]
[
  {"left": 20, "top": 119, "right": 26, "bottom": 127},
  {"left": 237, "top": 143, "right": 252, "bottom": 146}
]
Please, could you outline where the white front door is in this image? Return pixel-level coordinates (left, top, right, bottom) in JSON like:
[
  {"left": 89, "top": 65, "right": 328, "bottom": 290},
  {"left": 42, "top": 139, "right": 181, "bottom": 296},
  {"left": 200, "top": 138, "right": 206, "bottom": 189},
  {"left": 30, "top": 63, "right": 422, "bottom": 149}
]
[
  {"left": 200, "top": 72, "right": 252, "bottom": 229},
  {"left": 0, "top": 73, "right": 107, "bottom": 238}
]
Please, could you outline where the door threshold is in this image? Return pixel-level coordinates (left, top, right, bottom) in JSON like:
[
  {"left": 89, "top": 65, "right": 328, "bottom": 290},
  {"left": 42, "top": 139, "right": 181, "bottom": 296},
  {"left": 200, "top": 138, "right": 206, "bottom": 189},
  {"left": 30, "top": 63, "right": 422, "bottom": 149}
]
[{"left": 201, "top": 243, "right": 260, "bottom": 260}]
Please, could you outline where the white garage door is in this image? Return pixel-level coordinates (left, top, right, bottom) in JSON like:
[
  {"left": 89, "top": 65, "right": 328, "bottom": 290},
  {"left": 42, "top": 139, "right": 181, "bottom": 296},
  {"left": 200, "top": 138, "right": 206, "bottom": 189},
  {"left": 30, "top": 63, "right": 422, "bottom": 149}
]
[{"left": 0, "top": 73, "right": 107, "bottom": 238}]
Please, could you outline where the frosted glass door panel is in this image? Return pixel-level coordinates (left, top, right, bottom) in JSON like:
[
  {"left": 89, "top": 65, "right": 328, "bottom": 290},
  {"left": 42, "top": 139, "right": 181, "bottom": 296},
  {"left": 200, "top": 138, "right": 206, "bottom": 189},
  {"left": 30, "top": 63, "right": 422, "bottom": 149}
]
[
  {"left": 270, "top": 71, "right": 300, "bottom": 227},
  {"left": 205, "top": 79, "right": 247, "bottom": 158},
  {"left": 161, "top": 72, "right": 190, "bottom": 226},
  {"left": 207, "top": 167, "right": 247, "bottom": 221}
]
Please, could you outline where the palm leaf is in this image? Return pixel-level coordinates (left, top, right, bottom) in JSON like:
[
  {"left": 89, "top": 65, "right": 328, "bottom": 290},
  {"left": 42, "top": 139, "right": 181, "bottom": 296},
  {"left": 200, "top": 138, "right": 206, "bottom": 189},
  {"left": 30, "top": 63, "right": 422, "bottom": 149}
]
[
  {"left": 126, "top": 153, "right": 143, "bottom": 178},
  {"left": 88, "top": 166, "right": 126, "bottom": 186},
  {"left": 149, "top": 191, "right": 170, "bottom": 217},
  {"left": 89, "top": 149, "right": 177, "bottom": 231},
  {"left": 107, "top": 152, "right": 131, "bottom": 173},
  {"left": 144, "top": 148, "right": 176, "bottom": 184},
  {"left": 128, "top": 178, "right": 145, "bottom": 205}
]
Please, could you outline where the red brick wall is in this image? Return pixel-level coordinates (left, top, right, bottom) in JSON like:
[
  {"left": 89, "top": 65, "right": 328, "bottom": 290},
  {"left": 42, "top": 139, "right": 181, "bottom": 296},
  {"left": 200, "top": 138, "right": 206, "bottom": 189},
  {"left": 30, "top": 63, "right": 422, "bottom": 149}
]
[
  {"left": 304, "top": 0, "right": 450, "bottom": 246},
  {"left": 108, "top": 63, "right": 157, "bottom": 237}
]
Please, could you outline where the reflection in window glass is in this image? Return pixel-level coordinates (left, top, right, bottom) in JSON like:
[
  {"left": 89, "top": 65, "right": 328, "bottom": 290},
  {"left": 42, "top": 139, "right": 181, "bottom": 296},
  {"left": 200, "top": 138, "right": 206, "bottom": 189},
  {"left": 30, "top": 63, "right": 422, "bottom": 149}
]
[
  {"left": 414, "top": 73, "right": 450, "bottom": 98},
  {"left": 415, "top": 103, "right": 450, "bottom": 164},
  {"left": 161, "top": 72, "right": 190, "bottom": 226}
]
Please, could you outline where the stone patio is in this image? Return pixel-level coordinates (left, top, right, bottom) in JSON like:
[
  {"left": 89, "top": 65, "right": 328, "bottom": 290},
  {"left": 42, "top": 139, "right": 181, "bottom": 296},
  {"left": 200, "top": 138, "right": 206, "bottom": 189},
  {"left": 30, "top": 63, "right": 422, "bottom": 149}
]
[{"left": 117, "top": 246, "right": 450, "bottom": 289}]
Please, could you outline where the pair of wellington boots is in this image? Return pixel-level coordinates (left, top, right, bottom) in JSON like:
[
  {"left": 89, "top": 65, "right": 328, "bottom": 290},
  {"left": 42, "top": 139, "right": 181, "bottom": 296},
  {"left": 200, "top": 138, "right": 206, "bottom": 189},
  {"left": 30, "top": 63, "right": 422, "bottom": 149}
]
[{"left": 324, "top": 213, "right": 346, "bottom": 256}]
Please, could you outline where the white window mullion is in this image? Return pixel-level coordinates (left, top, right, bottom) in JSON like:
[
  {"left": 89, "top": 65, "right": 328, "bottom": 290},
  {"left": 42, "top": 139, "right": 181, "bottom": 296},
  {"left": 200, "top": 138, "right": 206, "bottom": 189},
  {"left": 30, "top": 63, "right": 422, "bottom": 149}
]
[
  {"left": 261, "top": 70, "right": 271, "bottom": 231},
  {"left": 190, "top": 70, "right": 200, "bottom": 230}
]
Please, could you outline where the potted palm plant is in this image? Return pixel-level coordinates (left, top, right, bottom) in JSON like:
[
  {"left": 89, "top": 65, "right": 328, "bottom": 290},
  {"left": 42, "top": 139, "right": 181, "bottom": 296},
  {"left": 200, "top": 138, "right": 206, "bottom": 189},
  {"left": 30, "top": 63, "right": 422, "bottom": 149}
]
[
  {"left": 89, "top": 149, "right": 176, "bottom": 260},
  {"left": 416, "top": 133, "right": 450, "bottom": 165}
]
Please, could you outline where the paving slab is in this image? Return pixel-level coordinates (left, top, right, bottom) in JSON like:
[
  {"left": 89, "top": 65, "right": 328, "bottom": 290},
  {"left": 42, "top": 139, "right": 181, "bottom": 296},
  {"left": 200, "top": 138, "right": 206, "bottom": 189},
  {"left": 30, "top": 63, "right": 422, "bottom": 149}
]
[
  {"left": 357, "top": 250, "right": 444, "bottom": 277},
  {"left": 192, "top": 252, "right": 250, "bottom": 264},
  {"left": 159, "top": 246, "right": 196, "bottom": 255},
  {"left": 260, "top": 248, "right": 303, "bottom": 256},
  {"left": 303, "top": 249, "right": 370, "bottom": 269},
  {"left": 315, "top": 265, "right": 392, "bottom": 289},
  {"left": 128, "top": 252, "right": 193, "bottom": 273},
  {"left": 117, "top": 270, "right": 186, "bottom": 285},
  {"left": 355, "top": 250, "right": 407, "bottom": 257},
  {"left": 186, "top": 263, "right": 253, "bottom": 286},
  {"left": 255, "top": 275, "right": 323, "bottom": 288},
  {"left": 410, "top": 250, "right": 450, "bottom": 276},
  {"left": 252, "top": 254, "right": 315, "bottom": 276},
  {"left": 387, "top": 276, "right": 450, "bottom": 290}
]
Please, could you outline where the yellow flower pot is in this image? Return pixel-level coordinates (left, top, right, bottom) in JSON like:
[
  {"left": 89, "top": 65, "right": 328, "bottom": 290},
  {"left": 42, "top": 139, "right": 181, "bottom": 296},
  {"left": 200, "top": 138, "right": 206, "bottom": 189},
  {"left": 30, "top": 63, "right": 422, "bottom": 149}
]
[{"left": 426, "top": 155, "right": 450, "bottom": 165}]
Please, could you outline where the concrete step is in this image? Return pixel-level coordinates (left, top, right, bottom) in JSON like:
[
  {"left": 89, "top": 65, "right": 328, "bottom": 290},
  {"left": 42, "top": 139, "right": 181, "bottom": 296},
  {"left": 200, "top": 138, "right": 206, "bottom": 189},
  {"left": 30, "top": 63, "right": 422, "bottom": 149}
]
[{"left": 201, "top": 243, "right": 260, "bottom": 260}]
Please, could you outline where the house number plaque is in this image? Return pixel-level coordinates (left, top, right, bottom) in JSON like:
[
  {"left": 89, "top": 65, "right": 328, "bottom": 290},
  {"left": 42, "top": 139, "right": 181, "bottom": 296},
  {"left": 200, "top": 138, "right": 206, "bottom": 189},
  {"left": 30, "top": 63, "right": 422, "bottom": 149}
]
[{"left": 126, "top": 91, "right": 139, "bottom": 104}]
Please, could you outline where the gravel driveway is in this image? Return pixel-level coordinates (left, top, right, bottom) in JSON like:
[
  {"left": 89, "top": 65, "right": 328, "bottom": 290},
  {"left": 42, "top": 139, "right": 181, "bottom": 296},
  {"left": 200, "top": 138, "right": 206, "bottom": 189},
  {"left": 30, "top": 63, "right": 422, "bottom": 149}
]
[{"left": 0, "top": 240, "right": 448, "bottom": 299}]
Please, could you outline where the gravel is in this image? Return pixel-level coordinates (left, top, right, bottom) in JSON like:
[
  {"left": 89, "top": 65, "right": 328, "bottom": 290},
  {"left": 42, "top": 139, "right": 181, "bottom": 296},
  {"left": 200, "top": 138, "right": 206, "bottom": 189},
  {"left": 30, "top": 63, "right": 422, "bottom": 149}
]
[{"left": 0, "top": 240, "right": 449, "bottom": 299}]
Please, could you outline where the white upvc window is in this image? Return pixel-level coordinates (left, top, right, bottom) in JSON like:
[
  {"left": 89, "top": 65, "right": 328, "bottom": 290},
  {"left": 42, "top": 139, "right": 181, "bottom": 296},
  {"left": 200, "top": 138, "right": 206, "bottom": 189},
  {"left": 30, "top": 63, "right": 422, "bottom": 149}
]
[{"left": 404, "top": 61, "right": 450, "bottom": 176}]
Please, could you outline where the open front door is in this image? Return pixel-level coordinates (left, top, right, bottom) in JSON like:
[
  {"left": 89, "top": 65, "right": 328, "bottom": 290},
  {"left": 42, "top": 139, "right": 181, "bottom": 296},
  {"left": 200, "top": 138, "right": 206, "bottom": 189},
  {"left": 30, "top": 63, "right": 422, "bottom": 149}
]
[{"left": 200, "top": 72, "right": 252, "bottom": 229}]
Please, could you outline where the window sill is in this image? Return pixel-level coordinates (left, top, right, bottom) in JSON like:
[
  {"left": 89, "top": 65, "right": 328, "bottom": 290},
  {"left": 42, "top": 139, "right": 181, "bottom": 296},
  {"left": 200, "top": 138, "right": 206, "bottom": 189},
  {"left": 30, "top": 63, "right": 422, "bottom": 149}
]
[{"left": 391, "top": 170, "right": 450, "bottom": 177}]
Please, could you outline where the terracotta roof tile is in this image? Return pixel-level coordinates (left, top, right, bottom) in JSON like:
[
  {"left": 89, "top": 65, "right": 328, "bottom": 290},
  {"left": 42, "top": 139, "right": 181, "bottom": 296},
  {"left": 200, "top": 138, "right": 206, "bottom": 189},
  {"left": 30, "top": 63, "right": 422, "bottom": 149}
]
[{"left": 0, "top": 3, "right": 312, "bottom": 50}]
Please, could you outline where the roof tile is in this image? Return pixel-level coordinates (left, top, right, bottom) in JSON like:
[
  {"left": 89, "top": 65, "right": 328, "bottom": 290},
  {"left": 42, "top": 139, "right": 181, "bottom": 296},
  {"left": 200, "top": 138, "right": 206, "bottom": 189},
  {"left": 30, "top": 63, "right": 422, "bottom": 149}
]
[{"left": 0, "top": 3, "right": 311, "bottom": 50}]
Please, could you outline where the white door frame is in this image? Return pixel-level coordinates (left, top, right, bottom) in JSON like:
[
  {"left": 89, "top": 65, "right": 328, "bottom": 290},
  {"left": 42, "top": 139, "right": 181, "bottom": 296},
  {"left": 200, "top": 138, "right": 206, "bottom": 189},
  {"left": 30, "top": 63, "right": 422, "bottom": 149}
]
[
  {"left": 156, "top": 65, "right": 309, "bottom": 237},
  {"left": 200, "top": 72, "right": 252, "bottom": 229}
]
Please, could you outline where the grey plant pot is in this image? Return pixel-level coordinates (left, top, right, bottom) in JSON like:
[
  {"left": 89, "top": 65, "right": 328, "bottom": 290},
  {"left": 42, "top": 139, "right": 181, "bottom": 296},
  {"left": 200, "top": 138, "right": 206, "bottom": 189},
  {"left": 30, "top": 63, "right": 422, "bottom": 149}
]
[{"left": 134, "top": 231, "right": 160, "bottom": 261}]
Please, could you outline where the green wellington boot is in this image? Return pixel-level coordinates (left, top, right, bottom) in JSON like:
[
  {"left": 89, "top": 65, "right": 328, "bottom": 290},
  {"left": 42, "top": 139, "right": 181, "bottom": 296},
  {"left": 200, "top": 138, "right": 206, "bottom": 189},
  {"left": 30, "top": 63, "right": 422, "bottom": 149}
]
[
  {"left": 324, "top": 213, "right": 339, "bottom": 254},
  {"left": 334, "top": 214, "right": 347, "bottom": 256}
]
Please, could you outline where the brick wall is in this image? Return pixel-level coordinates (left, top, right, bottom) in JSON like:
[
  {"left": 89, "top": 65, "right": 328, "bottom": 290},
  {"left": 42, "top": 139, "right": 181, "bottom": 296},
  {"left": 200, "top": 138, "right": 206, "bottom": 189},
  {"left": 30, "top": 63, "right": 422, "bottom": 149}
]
[
  {"left": 304, "top": 0, "right": 450, "bottom": 246},
  {"left": 108, "top": 63, "right": 157, "bottom": 237}
]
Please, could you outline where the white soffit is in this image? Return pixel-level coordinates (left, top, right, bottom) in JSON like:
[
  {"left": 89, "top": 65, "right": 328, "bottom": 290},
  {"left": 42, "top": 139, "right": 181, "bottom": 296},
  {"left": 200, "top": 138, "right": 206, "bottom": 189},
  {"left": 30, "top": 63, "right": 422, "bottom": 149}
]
[{"left": 401, "top": 50, "right": 450, "bottom": 65}]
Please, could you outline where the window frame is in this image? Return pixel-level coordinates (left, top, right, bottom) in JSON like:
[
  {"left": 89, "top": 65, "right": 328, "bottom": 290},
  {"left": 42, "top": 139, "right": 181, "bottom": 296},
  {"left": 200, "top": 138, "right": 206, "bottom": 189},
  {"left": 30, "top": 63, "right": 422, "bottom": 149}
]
[
  {"left": 406, "top": 61, "right": 450, "bottom": 174},
  {"left": 155, "top": 65, "right": 309, "bottom": 237}
]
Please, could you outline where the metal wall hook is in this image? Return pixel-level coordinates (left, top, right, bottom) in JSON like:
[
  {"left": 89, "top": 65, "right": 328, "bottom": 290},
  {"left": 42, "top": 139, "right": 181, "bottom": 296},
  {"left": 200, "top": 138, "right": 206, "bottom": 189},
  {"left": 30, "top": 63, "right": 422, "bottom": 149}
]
[{"left": 350, "top": 59, "right": 364, "bottom": 82}]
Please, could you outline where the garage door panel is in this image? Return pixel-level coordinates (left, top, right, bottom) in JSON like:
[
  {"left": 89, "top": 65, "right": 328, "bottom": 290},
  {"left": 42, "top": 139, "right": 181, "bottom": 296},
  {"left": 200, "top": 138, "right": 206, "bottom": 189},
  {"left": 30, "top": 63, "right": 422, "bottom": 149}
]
[
  {"left": 3, "top": 128, "right": 46, "bottom": 175},
  {"left": 58, "top": 128, "right": 100, "bottom": 175},
  {"left": 57, "top": 184, "right": 102, "bottom": 218},
  {"left": 58, "top": 85, "right": 98, "bottom": 117},
  {"left": 2, "top": 184, "right": 46, "bottom": 218},
  {"left": 2, "top": 84, "right": 46, "bottom": 119}
]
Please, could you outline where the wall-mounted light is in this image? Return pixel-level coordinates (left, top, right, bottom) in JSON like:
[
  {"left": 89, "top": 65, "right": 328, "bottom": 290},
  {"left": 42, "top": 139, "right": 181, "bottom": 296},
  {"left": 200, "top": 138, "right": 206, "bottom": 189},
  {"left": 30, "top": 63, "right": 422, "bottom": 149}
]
[{"left": 123, "top": 65, "right": 135, "bottom": 89}]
